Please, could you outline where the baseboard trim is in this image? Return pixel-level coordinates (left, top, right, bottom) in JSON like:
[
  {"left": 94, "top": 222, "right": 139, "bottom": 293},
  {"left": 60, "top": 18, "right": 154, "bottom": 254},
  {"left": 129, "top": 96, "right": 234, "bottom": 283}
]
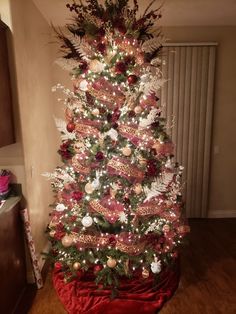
[{"left": 208, "top": 210, "right": 236, "bottom": 218}]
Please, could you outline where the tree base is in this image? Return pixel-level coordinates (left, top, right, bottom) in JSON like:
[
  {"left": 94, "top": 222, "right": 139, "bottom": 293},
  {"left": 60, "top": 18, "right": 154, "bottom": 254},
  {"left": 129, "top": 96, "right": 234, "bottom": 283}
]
[{"left": 53, "top": 261, "right": 180, "bottom": 314}]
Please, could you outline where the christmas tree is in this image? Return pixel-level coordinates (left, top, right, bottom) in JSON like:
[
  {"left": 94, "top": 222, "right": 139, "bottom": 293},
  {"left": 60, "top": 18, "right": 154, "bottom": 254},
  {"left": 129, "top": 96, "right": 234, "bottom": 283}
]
[{"left": 45, "top": 0, "right": 189, "bottom": 289}]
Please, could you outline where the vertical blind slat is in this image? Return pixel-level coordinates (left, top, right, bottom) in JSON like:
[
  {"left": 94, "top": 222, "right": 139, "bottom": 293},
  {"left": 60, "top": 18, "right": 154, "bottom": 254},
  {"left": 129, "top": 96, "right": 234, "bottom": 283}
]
[{"left": 160, "top": 45, "right": 215, "bottom": 217}]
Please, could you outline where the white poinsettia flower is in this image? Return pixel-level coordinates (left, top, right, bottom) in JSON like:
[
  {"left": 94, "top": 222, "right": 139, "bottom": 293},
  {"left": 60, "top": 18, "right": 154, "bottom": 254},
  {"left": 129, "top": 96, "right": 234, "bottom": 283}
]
[
  {"left": 118, "top": 212, "right": 128, "bottom": 224},
  {"left": 104, "top": 128, "right": 118, "bottom": 141},
  {"left": 55, "top": 204, "right": 66, "bottom": 212}
]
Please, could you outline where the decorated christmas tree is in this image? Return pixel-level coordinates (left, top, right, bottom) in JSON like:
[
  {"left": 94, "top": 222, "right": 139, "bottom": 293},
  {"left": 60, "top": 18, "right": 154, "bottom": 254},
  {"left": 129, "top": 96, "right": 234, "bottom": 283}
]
[{"left": 45, "top": 0, "right": 189, "bottom": 293}]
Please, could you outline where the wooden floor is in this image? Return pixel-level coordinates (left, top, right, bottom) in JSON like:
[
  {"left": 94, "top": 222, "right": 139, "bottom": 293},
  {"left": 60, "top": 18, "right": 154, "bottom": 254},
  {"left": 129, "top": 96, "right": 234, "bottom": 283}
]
[{"left": 29, "top": 219, "right": 236, "bottom": 314}]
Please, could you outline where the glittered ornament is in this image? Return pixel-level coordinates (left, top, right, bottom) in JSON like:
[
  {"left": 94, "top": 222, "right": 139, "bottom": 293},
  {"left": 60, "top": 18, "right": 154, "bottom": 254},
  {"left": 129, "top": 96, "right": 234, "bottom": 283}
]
[
  {"left": 61, "top": 234, "right": 74, "bottom": 247},
  {"left": 122, "top": 146, "right": 132, "bottom": 156},
  {"left": 92, "top": 108, "right": 100, "bottom": 116},
  {"left": 79, "top": 79, "right": 89, "bottom": 91},
  {"left": 107, "top": 257, "right": 117, "bottom": 268},
  {"left": 73, "top": 262, "right": 81, "bottom": 270},
  {"left": 127, "top": 74, "right": 138, "bottom": 85},
  {"left": 66, "top": 122, "right": 75, "bottom": 132},
  {"left": 142, "top": 268, "right": 150, "bottom": 279},
  {"left": 85, "top": 183, "right": 94, "bottom": 194},
  {"left": 134, "top": 184, "right": 142, "bottom": 195},
  {"left": 81, "top": 215, "right": 93, "bottom": 227},
  {"left": 134, "top": 106, "right": 142, "bottom": 114},
  {"left": 151, "top": 258, "right": 161, "bottom": 274}
]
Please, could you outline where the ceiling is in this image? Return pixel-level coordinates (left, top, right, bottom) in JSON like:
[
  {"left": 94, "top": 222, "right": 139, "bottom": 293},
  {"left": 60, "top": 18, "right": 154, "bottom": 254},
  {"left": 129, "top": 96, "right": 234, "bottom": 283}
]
[{"left": 32, "top": 0, "right": 236, "bottom": 26}]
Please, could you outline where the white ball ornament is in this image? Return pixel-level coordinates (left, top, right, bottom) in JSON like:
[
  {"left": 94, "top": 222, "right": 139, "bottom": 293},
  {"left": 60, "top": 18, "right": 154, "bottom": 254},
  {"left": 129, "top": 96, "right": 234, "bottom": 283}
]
[
  {"left": 85, "top": 182, "right": 94, "bottom": 194},
  {"left": 79, "top": 79, "right": 89, "bottom": 91},
  {"left": 61, "top": 234, "right": 74, "bottom": 247},
  {"left": 82, "top": 216, "right": 93, "bottom": 228},
  {"left": 151, "top": 258, "right": 161, "bottom": 274},
  {"left": 122, "top": 146, "right": 132, "bottom": 156}
]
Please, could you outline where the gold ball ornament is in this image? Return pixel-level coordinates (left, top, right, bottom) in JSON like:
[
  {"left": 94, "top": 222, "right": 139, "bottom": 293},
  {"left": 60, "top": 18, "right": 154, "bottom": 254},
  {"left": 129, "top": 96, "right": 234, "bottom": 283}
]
[
  {"left": 107, "top": 257, "right": 117, "bottom": 268},
  {"left": 85, "top": 182, "right": 94, "bottom": 194},
  {"left": 134, "top": 184, "right": 143, "bottom": 195},
  {"left": 142, "top": 268, "right": 150, "bottom": 279},
  {"left": 92, "top": 108, "right": 100, "bottom": 116},
  {"left": 61, "top": 235, "right": 74, "bottom": 247},
  {"left": 134, "top": 105, "right": 142, "bottom": 114},
  {"left": 122, "top": 146, "right": 132, "bottom": 157},
  {"left": 73, "top": 262, "right": 81, "bottom": 271}
]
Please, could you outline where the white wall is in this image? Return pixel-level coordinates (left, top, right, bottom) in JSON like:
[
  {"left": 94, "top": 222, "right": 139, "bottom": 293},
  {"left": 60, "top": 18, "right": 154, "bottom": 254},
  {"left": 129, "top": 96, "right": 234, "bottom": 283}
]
[{"left": 0, "top": 0, "right": 59, "bottom": 268}]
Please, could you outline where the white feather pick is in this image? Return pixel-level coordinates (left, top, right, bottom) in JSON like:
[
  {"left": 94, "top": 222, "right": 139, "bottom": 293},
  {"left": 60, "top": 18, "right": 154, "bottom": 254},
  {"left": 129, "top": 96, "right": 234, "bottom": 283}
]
[
  {"left": 69, "top": 35, "right": 93, "bottom": 61},
  {"left": 54, "top": 116, "right": 76, "bottom": 141},
  {"left": 139, "top": 108, "right": 158, "bottom": 129},
  {"left": 55, "top": 58, "right": 79, "bottom": 71},
  {"left": 143, "top": 172, "right": 174, "bottom": 202},
  {"left": 91, "top": 171, "right": 102, "bottom": 190},
  {"left": 141, "top": 37, "right": 164, "bottom": 54},
  {"left": 42, "top": 170, "right": 74, "bottom": 183},
  {"left": 139, "top": 74, "right": 166, "bottom": 96}
]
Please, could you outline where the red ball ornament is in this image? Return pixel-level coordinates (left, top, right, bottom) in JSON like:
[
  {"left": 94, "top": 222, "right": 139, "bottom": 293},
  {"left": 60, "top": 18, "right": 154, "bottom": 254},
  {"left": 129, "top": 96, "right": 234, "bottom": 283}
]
[
  {"left": 115, "top": 61, "right": 127, "bottom": 74},
  {"left": 95, "top": 151, "right": 104, "bottom": 161},
  {"left": 66, "top": 122, "right": 75, "bottom": 132},
  {"left": 127, "top": 74, "right": 138, "bottom": 85},
  {"left": 94, "top": 264, "right": 103, "bottom": 274},
  {"left": 54, "top": 261, "right": 62, "bottom": 271}
]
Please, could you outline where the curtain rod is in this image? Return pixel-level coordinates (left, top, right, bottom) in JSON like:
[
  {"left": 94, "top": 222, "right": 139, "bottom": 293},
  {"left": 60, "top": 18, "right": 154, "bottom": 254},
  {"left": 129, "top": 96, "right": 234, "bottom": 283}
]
[{"left": 163, "top": 42, "right": 218, "bottom": 47}]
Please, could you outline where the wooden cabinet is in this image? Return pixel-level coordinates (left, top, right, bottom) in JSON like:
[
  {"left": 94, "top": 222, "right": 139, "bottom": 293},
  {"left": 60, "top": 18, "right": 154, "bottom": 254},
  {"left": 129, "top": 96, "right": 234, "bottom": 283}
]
[
  {"left": 0, "top": 20, "right": 15, "bottom": 148},
  {"left": 0, "top": 199, "right": 27, "bottom": 313}
]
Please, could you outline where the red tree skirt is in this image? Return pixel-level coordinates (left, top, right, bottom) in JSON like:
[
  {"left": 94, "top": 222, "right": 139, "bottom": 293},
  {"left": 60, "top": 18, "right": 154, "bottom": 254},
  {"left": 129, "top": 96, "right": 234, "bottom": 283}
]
[{"left": 53, "top": 262, "right": 180, "bottom": 314}]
